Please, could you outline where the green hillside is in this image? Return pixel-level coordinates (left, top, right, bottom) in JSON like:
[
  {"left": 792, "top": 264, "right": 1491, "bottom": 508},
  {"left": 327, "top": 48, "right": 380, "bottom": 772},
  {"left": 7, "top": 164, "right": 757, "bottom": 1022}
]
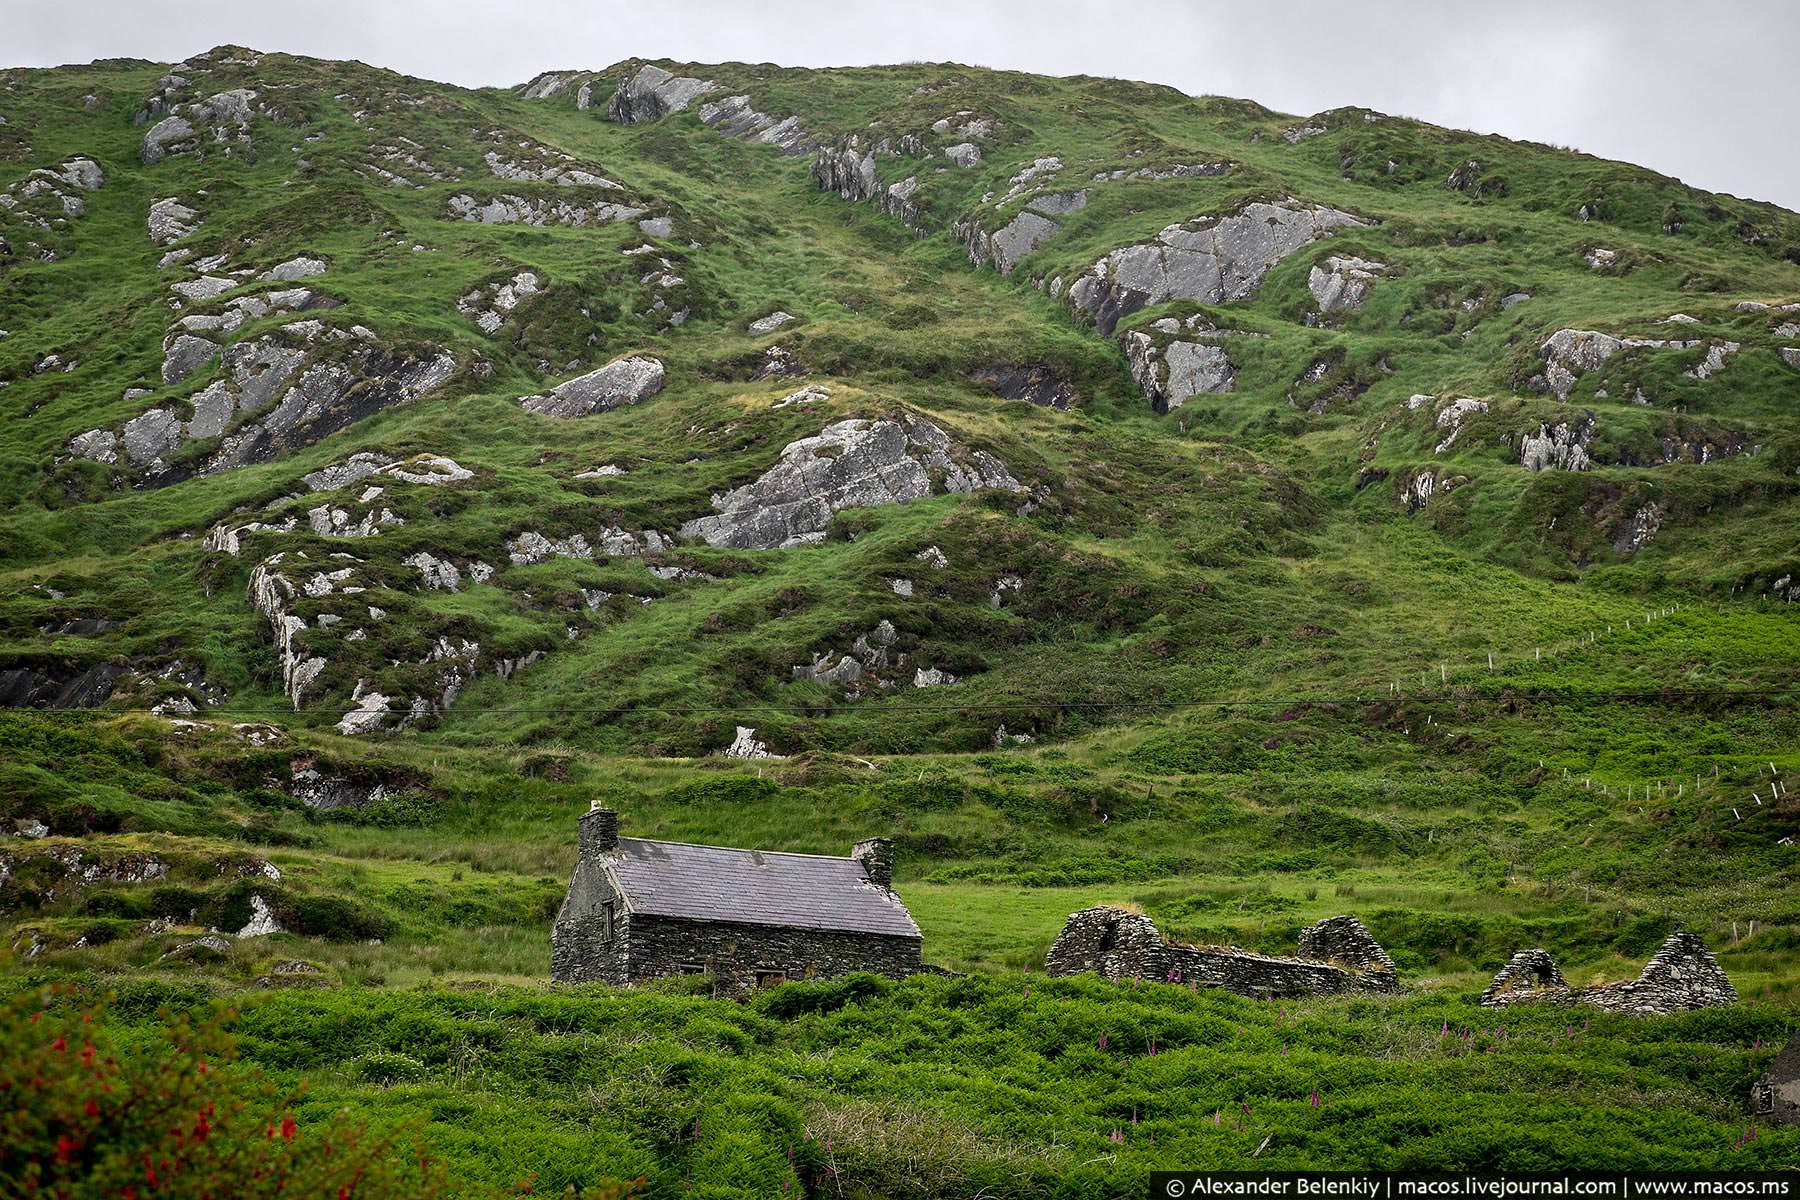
[{"left": 1, "top": 46, "right": 1796, "bottom": 1192}]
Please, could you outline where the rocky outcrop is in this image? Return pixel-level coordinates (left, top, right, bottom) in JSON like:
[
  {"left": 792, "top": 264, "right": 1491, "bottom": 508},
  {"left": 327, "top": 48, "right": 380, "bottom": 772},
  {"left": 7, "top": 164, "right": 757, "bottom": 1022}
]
[
  {"left": 71, "top": 315, "right": 451, "bottom": 482},
  {"left": 0, "top": 156, "right": 105, "bottom": 261},
  {"left": 678, "top": 414, "right": 1027, "bottom": 550},
  {"left": 1479, "top": 932, "right": 1735, "bottom": 1015},
  {"left": 1121, "top": 316, "right": 1263, "bottom": 411},
  {"left": 139, "top": 88, "right": 257, "bottom": 164},
  {"left": 1091, "top": 162, "right": 1230, "bottom": 183},
  {"left": 1684, "top": 340, "right": 1738, "bottom": 380},
  {"left": 1519, "top": 416, "right": 1595, "bottom": 472},
  {"left": 447, "top": 192, "right": 645, "bottom": 227},
  {"left": 1432, "top": 397, "right": 1488, "bottom": 453},
  {"left": 483, "top": 149, "right": 620, "bottom": 190},
  {"left": 246, "top": 549, "right": 496, "bottom": 735},
  {"left": 0, "top": 664, "right": 126, "bottom": 709},
  {"left": 458, "top": 270, "right": 540, "bottom": 334},
  {"left": 1067, "top": 200, "right": 1366, "bottom": 335},
  {"left": 1045, "top": 907, "right": 1402, "bottom": 997},
  {"left": 506, "top": 527, "right": 670, "bottom": 564},
  {"left": 609, "top": 66, "right": 815, "bottom": 154},
  {"left": 696, "top": 94, "right": 814, "bottom": 153},
  {"left": 1613, "top": 503, "right": 1662, "bottom": 555},
  {"left": 1308, "top": 255, "right": 1385, "bottom": 312},
  {"left": 723, "top": 726, "right": 773, "bottom": 758},
  {"left": 518, "top": 356, "right": 664, "bottom": 417},
  {"left": 956, "top": 203, "right": 1071, "bottom": 276},
  {"left": 1538, "top": 329, "right": 1699, "bottom": 400},
  {"left": 811, "top": 143, "right": 924, "bottom": 230},
  {"left": 748, "top": 311, "right": 795, "bottom": 335},
  {"left": 607, "top": 64, "right": 719, "bottom": 124},
  {"left": 790, "top": 618, "right": 954, "bottom": 695},
  {"left": 969, "top": 363, "right": 1077, "bottom": 410}
]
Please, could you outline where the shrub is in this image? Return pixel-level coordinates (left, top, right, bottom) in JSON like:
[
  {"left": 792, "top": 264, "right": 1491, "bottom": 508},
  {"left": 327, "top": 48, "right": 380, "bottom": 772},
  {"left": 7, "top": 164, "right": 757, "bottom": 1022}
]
[{"left": 0, "top": 985, "right": 448, "bottom": 1198}]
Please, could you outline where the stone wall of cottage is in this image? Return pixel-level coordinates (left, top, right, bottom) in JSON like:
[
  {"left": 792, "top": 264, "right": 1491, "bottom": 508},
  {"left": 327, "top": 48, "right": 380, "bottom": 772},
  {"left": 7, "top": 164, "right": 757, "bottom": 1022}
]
[
  {"left": 1043, "top": 906, "right": 1399, "bottom": 998},
  {"left": 626, "top": 914, "right": 922, "bottom": 992},
  {"left": 550, "top": 854, "right": 629, "bottom": 984}
]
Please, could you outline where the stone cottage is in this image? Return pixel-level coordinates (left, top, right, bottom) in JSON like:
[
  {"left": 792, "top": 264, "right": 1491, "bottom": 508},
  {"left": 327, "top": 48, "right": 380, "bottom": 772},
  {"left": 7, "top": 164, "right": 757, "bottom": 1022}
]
[
  {"left": 1751, "top": 1036, "right": 1800, "bottom": 1125},
  {"left": 1478, "top": 931, "right": 1735, "bottom": 1014},
  {"left": 1044, "top": 905, "right": 1401, "bottom": 997},
  {"left": 551, "top": 804, "right": 923, "bottom": 991}
]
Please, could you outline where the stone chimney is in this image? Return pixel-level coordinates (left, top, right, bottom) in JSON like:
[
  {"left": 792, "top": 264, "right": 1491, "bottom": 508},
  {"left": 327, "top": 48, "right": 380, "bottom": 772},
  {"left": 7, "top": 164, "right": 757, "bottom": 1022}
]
[
  {"left": 852, "top": 837, "right": 894, "bottom": 889},
  {"left": 579, "top": 802, "right": 619, "bottom": 859}
]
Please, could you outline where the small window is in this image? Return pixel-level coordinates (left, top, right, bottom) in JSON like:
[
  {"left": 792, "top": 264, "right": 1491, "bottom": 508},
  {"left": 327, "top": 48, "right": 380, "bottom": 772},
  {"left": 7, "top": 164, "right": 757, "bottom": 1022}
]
[
  {"left": 1099, "top": 920, "right": 1118, "bottom": 952},
  {"left": 755, "top": 970, "right": 787, "bottom": 989},
  {"left": 678, "top": 962, "right": 708, "bottom": 975},
  {"left": 600, "top": 902, "right": 615, "bottom": 944}
]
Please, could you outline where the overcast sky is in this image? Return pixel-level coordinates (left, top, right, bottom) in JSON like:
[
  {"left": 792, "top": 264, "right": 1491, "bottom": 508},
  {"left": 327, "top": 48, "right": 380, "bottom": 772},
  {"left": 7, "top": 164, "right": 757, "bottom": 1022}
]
[{"left": 10, "top": 0, "right": 1797, "bottom": 212}]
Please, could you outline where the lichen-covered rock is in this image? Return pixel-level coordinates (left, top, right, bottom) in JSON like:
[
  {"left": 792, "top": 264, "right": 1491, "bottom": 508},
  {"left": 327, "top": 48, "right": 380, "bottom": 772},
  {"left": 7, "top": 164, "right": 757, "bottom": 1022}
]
[
  {"left": 1433, "top": 397, "right": 1488, "bottom": 453},
  {"left": 1519, "top": 416, "right": 1595, "bottom": 472},
  {"left": 943, "top": 142, "right": 982, "bottom": 168},
  {"left": 748, "top": 310, "right": 795, "bottom": 335},
  {"left": 1307, "top": 255, "right": 1386, "bottom": 312},
  {"left": 1068, "top": 200, "right": 1366, "bottom": 335},
  {"left": 236, "top": 893, "right": 285, "bottom": 938},
  {"left": 957, "top": 210, "right": 1061, "bottom": 275},
  {"left": 160, "top": 333, "right": 219, "bottom": 385},
  {"left": 146, "top": 197, "right": 201, "bottom": 246},
  {"left": 1684, "top": 340, "right": 1739, "bottom": 380},
  {"left": 68, "top": 428, "right": 119, "bottom": 464},
  {"left": 1538, "top": 329, "right": 1699, "bottom": 399},
  {"left": 140, "top": 88, "right": 257, "bottom": 164},
  {"left": 678, "top": 414, "right": 1026, "bottom": 550},
  {"left": 695, "top": 93, "right": 814, "bottom": 154},
  {"left": 447, "top": 192, "right": 646, "bottom": 227},
  {"left": 607, "top": 64, "right": 720, "bottom": 124},
  {"left": 506, "top": 527, "right": 668, "bottom": 564},
  {"left": 1123, "top": 330, "right": 1234, "bottom": 411},
  {"left": 259, "top": 256, "right": 327, "bottom": 282},
  {"left": 458, "top": 270, "right": 540, "bottom": 334},
  {"left": 518, "top": 356, "right": 664, "bottom": 417}
]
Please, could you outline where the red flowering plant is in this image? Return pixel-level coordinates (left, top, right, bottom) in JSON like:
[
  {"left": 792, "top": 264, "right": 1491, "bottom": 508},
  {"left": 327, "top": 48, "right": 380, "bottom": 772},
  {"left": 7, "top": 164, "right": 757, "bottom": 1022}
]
[{"left": 0, "top": 984, "right": 447, "bottom": 1199}]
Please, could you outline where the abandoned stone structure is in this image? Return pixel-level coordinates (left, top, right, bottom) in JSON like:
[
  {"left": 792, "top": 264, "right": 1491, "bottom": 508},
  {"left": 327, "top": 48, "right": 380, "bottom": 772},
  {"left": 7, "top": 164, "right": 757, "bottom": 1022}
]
[
  {"left": 1479, "top": 931, "right": 1736, "bottom": 1015},
  {"left": 1043, "top": 906, "right": 1401, "bottom": 997},
  {"left": 551, "top": 805, "right": 923, "bottom": 992},
  {"left": 1751, "top": 1036, "right": 1800, "bottom": 1125}
]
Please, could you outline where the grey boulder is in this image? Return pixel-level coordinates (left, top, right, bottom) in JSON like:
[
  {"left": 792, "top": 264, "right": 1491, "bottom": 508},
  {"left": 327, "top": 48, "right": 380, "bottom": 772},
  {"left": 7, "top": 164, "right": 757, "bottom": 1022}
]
[{"left": 520, "top": 356, "right": 665, "bottom": 417}]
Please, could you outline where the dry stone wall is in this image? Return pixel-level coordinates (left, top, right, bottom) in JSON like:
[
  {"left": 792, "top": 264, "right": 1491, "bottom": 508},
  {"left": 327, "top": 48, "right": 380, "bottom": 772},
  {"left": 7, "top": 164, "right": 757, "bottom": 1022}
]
[
  {"left": 1044, "top": 906, "right": 1401, "bottom": 998},
  {"left": 1478, "top": 932, "right": 1735, "bottom": 1015}
]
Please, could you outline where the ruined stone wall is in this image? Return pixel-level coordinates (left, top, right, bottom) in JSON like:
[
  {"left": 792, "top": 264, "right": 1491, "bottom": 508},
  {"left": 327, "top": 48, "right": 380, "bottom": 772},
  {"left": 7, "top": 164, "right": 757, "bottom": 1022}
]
[
  {"left": 1478, "top": 931, "right": 1735, "bottom": 1015},
  {"left": 550, "top": 857, "right": 628, "bottom": 984},
  {"left": 1043, "top": 906, "right": 1400, "bottom": 998},
  {"left": 627, "top": 914, "right": 922, "bottom": 993}
]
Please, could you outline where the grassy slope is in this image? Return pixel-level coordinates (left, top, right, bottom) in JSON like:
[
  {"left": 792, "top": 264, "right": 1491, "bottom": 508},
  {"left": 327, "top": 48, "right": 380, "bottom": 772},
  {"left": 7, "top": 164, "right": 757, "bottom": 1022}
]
[{"left": 1, "top": 47, "right": 1798, "bottom": 1188}]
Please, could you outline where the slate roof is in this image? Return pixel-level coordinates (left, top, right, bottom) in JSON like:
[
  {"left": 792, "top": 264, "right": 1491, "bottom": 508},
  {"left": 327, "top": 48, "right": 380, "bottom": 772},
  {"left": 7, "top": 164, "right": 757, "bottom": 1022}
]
[{"left": 604, "top": 837, "right": 920, "bottom": 939}]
